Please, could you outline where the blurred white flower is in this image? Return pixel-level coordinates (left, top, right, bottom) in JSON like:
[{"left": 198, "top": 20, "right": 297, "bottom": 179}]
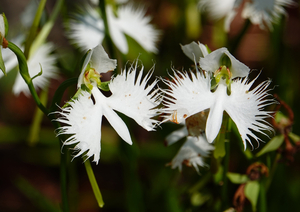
[
  {"left": 56, "top": 44, "right": 161, "bottom": 163},
  {"left": 161, "top": 69, "right": 275, "bottom": 149},
  {"left": 66, "top": 3, "right": 159, "bottom": 54},
  {"left": 165, "top": 124, "right": 214, "bottom": 173},
  {"left": 198, "top": 0, "right": 295, "bottom": 31},
  {"left": 0, "top": 14, "right": 5, "bottom": 41},
  {"left": 242, "top": 0, "right": 295, "bottom": 30},
  {"left": 0, "top": 37, "right": 58, "bottom": 96}
]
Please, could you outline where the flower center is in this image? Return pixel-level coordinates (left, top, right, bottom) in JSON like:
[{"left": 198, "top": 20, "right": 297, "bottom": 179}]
[{"left": 84, "top": 67, "right": 102, "bottom": 90}]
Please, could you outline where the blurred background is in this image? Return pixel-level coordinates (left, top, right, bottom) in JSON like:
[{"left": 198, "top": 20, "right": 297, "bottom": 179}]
[{"left": 0, "top": 0, "right": 300, "bottom": 211}]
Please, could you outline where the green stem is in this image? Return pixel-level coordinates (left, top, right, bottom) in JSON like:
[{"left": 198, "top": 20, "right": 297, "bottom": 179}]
[
  {"left": 259, "top": 180, "right": 267, "bottom": 212},
  {"left": 24, "top": 0, "right": 47, "bottom": 58},
  {"left": 30, "top": 0, "right": 64, "bottom": 56},
  {"left": 265, "top": 153, "right": 281, "bottom": 191},
  {"left": 8, "top": 41, "right": 48, "bottom": 115},
  {"left": 84, "top": 159, "right": 104, "bottom": 208},
  {"left": 28, "top": 88, "right": 49, "bottom": 146},
  {"left": 99, "top": 0, "right": 116, "bottom": 61}
]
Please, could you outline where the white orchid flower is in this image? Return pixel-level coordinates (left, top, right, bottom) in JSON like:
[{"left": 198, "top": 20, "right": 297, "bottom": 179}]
[
  {"left": 56, "top": 44, "right": 161, "bottom": 163},
  {"left": 242, "top": 0, "right": 296, "bottom": 30},
  {"left": 66, "top": 3, "right": 159, "bottom": 54},
  {"left": 198, "top": 0, "right": 294, "bottom": 31},
  {"left": 165, "top": 124, "right": 214, "bottom": 173},
  {"left": 161, "top": 69, "right": 275, "bottom": 149}
]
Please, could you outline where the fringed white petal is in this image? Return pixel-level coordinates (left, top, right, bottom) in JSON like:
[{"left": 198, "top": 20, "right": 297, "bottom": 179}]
[
  {"left": 161, "top": 70, "right": 214, "bottom": 124},
  {"left": 13, "top": 42, "right": 58, "bottom": 96},
  {"left": 242, "top": 0, "right": 295, "bottom": 30},
  {"left": 108, "top": 63, "right": 161, "bottom": 131},
  {"left": 181, "top": 41, "right": 209, "bottom": 62},
  {"left": 66, "top": 5, "right": 105, "bottom": 52},
  {"left": 224, "top": 77, "right": 275, "bottom": 149},
  {"left": 170, "top": 135, "right": 214, "bottom": 173},
  {"left": 56, "top": 90, "right": 102, "bottom": 164},
  {"left": 200, "top": 47, "right": 250, "bottom": 78},
  {"left": 115, "top": 4, "right": 160, "bottom": 53}
]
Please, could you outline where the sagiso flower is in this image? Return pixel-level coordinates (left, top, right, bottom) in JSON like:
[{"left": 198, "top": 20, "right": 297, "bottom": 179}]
[
  {"left": 56, "top": 44, "right": 161, "bottom": 163},
  {"left": 66, "top": 3, "right": 159, "bottom": 54},
  {"left": 161, "top": 43, "right": 275, "bottom": 149}
]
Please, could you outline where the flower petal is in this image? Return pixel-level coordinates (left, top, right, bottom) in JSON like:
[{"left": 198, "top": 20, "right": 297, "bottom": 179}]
[
  {"left": 66, "top": 5, "right": 104, "bottom": 51},
  {"left": 223, "top": 76, "right": 275, "bottom": 149},
  {"left": 170, "top": 135, "right": 214, "bottom": 173},
  {"left": 56, "top": 90, "right": 102, "bottom": 164},
  {"left": 108, "top": 63, "right": 161, "bottom": 131},
  {"left": 92, "top": 87, "right": 133, "bottom": 145},
  {"left": 181, "top": 41, "right": 209, "bottom": 62},
  {"left": 165, "top": 125, "right": 188, "bottom": 146},
  {"left": 161, "top": 70, "right": 214, "bottom": 124}
]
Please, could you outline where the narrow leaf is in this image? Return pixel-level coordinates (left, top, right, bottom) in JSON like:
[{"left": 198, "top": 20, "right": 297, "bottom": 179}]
[
  {"left": 256, "top": 135, "right": 284, "bottom": 157},
  {"left": 288, "top": 132, "right": 300, "bottom": 143}
]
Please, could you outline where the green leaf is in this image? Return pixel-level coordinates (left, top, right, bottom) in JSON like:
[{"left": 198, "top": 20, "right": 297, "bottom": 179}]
[
  {"left": 245, "top": 180, "right": 260, "bottom": 212},
  {"left": 227, "top": 172, "right": 249, "bottom": 184},
  {"left": 214, "top": 137, "right": 226, "bottom": 158},
  {"left": 2, "top": 13, "right": 8, "bottom": 37},
  {"left": 288, "top": 132, "right": 300, "bottom": 143},
  {"left": 256, "top": 135, "right": 284, "bottom": 157}
]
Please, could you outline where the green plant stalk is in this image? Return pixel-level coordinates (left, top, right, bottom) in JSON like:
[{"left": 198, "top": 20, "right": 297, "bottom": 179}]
[
  {"left": 30, "top": 0, "right": 64, "bottom": 57},
  {"left": 84, "top": 159, "right": 105, "bottom": 207},
  {"left": 228, "top": 19, "right": 251, "bottom": 54},
  {"left": 24, "top": 0, "right": 47, "bottom": 58},
  {"left": 265, "top": 153, "right": 281, "bottom": 191},
  {"left": 221, "top": 114, "right": 232, "bottom": 211},
  {"left": 8, "top": 41, "right": 48, "bottom": 115},
  {"left": 259, "top": 179, "right": 267, "bottom": 212},
  {"left": 9, "top": 41, "right": 70, "bottom": 212},
  {"left": 99, "top": 0, "right": 116, "bottom": 61},
  {"left": 28, "top": 87, "right": 49, "bottom": 146}
]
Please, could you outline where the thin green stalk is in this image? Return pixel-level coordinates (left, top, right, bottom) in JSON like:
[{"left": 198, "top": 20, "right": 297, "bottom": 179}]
[
  {"left": 8, "top": 41, "right": 48, "bottom": 115},
  {"left": 84, "top": 159, "right": 104, "bottom": 208},
  {"left": 99, "top": 0, "right": 116, "bottom": 61},
  {"left": 259, "top": 180, "right": 267, "bottom": 212},
  {"left": 28, "top": 88, "right": 49, "bottom": 146},
  {"left": 30, "top": 0, "right": 64, "bottom": 56},
  {"left": 265, "top": 153, "right": 281, "bottom": 191},
  {"left": 24, "top": 0, "right": 47, "bottom": 58}
]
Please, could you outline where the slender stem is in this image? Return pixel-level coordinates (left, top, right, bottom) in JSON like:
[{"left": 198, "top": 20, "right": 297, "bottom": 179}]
[
  {"left": 60, "top": 146, "right": 70, "bottom": 212},
  {"left": 30, "top": 0, "right": 64, "bottom": 56},
  {"left": 99, "top": 0, "right": 116, "bottom": 60},
  {"left": 24, "top": 0, "right": 47, "bottom": 58},
  {"left": 84, "top": 159, "right": 104, "bottom": 207},
  {"left": 259, "top": 180, "right": 267, "bottom": 212},
  {"left": 265, "top": 153, "right": 281, "bottom": 191}
]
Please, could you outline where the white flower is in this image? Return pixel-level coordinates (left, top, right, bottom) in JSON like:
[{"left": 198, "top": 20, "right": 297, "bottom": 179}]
[
  {"left": 181, "top": 41, "right": 209, "bottom": 62},
  {"left": 166, "top": 125, "right": 214, "bottom": 173},
  {"left": 56, "top": 45, "right": 160, "bottom": 163},
  {"left": 200, "top": 47, "right": 250, "bottom": 78},
  {"left": 161, "top": 70, "right": 275, "bottom": 149},
  {"left": 242, "top": 0, "right": 295, "bottom": 30},
  {"left": 66, "top": 4, "right": 159, "bottom": 54},
  {"left": 0, "top": 38, "right": 58, "bottom": 96},
  {"left": 198, "top": 0, "right": 295, "bottom": 31},
  {"left": 170, "top": 136, "right": 214, "bottom": 173}
]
